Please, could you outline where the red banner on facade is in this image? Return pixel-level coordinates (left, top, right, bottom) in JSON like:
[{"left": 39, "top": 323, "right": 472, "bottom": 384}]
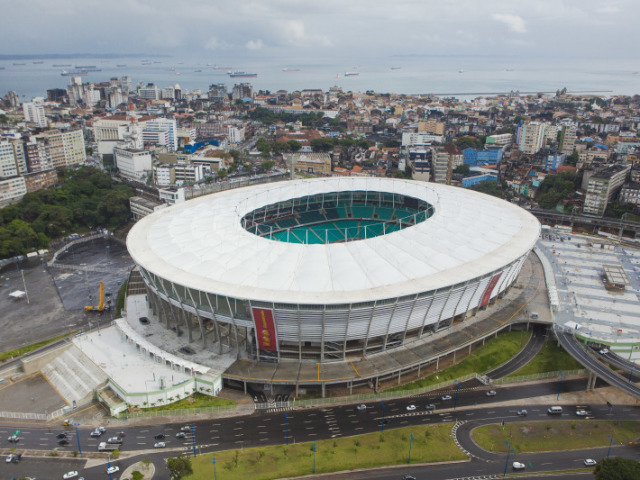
[
  {"left": 252, "top": 307, "right": 278, "bottom": 352},
  {"left": 480, "top": 273, "right": 502, "bottom": 307}
]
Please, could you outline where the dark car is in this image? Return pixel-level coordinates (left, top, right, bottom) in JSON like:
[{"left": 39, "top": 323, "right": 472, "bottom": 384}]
[
  {"left": 154, "top": 434, "right": 166, "bottom": 440},
  {"left": 56, "top": 433, "right": 68, "bottom": 439},
  {"left": 377, "top": 419, "right": 388, "bottom": 426},
  {"left": 425, "top": 404, "right": 436, "bottom": 411},
  {"left": 139, "top": 317, "right": 149, "bottom": 325},
  {"left": 58, "top": 438, "right": 70, "bottom": 445},
  {"left": 11, "top": 453, "right": 22, "bottom": 463}
]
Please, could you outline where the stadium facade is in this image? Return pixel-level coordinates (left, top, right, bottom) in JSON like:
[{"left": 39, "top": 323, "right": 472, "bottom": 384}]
[{"left": 127, "top": 177, "right": 540, "bottom": 363}]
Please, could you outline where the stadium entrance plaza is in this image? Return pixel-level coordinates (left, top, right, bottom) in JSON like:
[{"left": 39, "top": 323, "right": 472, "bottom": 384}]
[{"left": 537, "top": 233, "right": 640, "bottom": 361}]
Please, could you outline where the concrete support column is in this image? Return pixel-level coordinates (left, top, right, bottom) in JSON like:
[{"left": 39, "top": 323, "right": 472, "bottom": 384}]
[
  {"left": 453, "top": 350, "right": 456, "bottom": 362},
  {"left": 436, "top": 357, "right": 439, "bottom": 369},
  {"left": 321, "top": 383, "right": 326, "bottom": 398}
]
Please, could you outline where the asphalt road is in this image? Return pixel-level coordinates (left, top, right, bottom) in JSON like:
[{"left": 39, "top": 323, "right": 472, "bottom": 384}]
[
  {"left": 555, "top": 325, "right": 640, "bottom": 399},
  {"left": 2, "top": 379, "right": 639, "bottom": 480}
]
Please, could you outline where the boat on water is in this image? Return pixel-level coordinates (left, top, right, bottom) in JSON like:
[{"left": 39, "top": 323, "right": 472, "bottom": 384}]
[
  {"left": 75, "top": 65, "right": 96, "bottom": 69},
  {"left": 194, "top": 69, "right": 202, "bottom": 72},
  {"left": 53, "top": 64, "right": 71, "bottom": 67},
  {"left": 458, "top": 68, "right": 465, "bottom": 74},
  {"left": 282, "top": 68, "right": 300, "bottom": 72},
  {"left": 228, "top": 71, "right": 258, "bottom": 78},
  {"left": 390, "top": 66, "right": 401, "bottom": 70},
  {"left": 61, "top": 70, "right": 88, "bottom": 76},
  {"left": 33, "top": 61, "right": 44, "bottom": 64},
  {"left": 116, "top": 64, "right": 127, "bottom": 67},
  {"left": 13, "top": 63, "right": 26, "bottom": 66},
  {"left": 344, "top": 72, "right": 359, "bottom": 77},
  {"left": 213, "top": 65, "right": 231, "bottom": 70}
]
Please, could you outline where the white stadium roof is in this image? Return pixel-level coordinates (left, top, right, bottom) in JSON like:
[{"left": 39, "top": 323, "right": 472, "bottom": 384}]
[{"left": 127, "top": 178, "right": 540, "bottom": 305}]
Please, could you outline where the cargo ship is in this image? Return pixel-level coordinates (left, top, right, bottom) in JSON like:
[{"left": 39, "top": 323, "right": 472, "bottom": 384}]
[
  {"left": 75, "top": 65, "right": 96, "bottom": 69},
  {"left": 61, "top": 70, "right": 88, "bottom": 76},
  {"left": 344, "top": 72, "right": 360, "bottom": 77},
  {"left": 53, "top": 64, "right": 72, "bottom": 67},
  {"left": 116, "top": 64, "right": 127, "bottom": 67},
  {"left": 282, "top": 68, "right": 300, "bottom": 72},
  {"left": 228, "top": 71, "right": 257, "bottom": 78}
]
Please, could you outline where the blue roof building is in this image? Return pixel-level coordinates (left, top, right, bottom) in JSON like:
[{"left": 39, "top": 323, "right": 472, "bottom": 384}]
[{"left": 462, "top": 145, "right": 503, "bottom": 166}]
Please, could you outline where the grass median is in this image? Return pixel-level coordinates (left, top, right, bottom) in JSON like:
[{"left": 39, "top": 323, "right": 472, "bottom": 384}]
[
  {"left": 387, "top": 330, "right": 530, "bottom": 392},
  {"left": 186, "top": 423, "right": 465, "bottom": 480},
  {"left": 472, "top": 420, "right": 640, "bottom": 453},
  {"left": 506, "top": 339, "right": 582, "bottom": 377},
  {"left": 0, "top": 331, "right": 72, "bottom": 362}
]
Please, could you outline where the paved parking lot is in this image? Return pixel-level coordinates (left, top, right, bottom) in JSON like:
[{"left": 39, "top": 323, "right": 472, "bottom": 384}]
[{"left": 0, "top": 372, "right": 67, "bottom": 414}]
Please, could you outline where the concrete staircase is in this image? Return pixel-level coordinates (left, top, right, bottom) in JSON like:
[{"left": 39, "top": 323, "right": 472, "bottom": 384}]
[{"left": 41, "top": 346, "right": 108, "bottom": 407}]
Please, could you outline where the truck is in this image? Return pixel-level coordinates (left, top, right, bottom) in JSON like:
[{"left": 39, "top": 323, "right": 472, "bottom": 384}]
[
  {"left": 98, "top": 441, "right": 119, "bottom": 452},
  {"left": 85, "top": 281, "right": 111, "bottom": 313}
]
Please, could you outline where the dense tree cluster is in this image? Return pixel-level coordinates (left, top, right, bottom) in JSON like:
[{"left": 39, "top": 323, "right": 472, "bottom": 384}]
[
  {"left": 594, "top": 457, "right": 640, "bottom": 480},
  {"left": 535, "top": 171, "right": 582, "bottom": 210},
  {"left": 248, "top": 107, "right": 327, "bottom": 127},
  {"left": 0, "top": 167, "right": 133, "bottom": 259},
  {"left": 469, "top": 180, "right": 512, "bottom": 200}
]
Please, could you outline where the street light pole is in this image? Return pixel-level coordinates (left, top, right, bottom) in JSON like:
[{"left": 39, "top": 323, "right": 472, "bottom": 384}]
[
  {"left": 556, "top": 371, "right": 566, "bottom": 401},
  {"left": 190, "top": 424, "right": 196, "bottom": 457},
  {"left": 503, "top": 441, "right": 514, "bottom": 476},
  {"left": 285, "top": 413, "right": 289, "bottom": 445},
  {"left": 607, "top": 435, "right": 614, "bottom": 458},
  {"left": 212, "top": 457, "right": 217, "bottom": 480},
  {"left": 75, "top": 423, "right": 82, "bottom": 454},
  {"left": 312, "top": 442, "right": 317, "bottom": 473},
  {"left": 408, "top": 433, "right": 414, "bottom": 464},
  {"left": 380, "top": 402, "right": 386, "bottom": 433}
]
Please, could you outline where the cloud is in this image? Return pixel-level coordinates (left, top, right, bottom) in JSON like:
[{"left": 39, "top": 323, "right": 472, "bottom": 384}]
[
  {"left": 205, "top": 37, "right": 230, "bottom": 50},
  {"left": 492, "top": 13, "right": 527, "bottom": 33},
  {"left": 246, "top": 39, "right": 264, "bottom": 50},
  {"left": 596, "top": 5, "right": 620, "bottom": 13}
]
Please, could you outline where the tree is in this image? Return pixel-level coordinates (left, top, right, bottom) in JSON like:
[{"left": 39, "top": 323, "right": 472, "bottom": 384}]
[
  {"left": 454, "top": 164, "right": 470, "bottom": 175},
  {"left": 167, "top": 456, "right": 194, "bottom": 479},
  {"left": 310, "top": 138, "right": 334, "bottom": 152},
  {"left": 383, "top": 139, "right": 401, "bottom": 148},
  {"left": 255, "top": 137, "right": 271, "bottom": 155},
  {"left": 287, "top": 140, "right": 302, "bottom": 152},
  {"left": 259, "top": 161, "right": 275, "bottom": 172},
  {"left": 566, "top": 150, "right": 579, "bottom": 166},
  {"left": 594, "top": 457, "right": 640, "bottom": 480}
]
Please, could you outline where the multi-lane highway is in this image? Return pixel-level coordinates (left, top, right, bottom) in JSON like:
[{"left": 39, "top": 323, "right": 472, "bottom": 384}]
[{"left": 2, "top": 377, "right": 639, "bottom": 479}]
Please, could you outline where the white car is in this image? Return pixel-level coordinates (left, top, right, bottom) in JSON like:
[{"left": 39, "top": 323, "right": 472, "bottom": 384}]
[
  {"left": 584, "top": 458, "right": 597, "bottom": 466},
  {"left": 6, "top": 454, "right": 14, "bottom": 463},
  {"left": 154, "top": 441, "right": 166, "bottom": 448},
  {"left": 441, "top": 395, "right": 452, "bottom": 401},
  {"left": 106, "top": 466, "right": 119, "bottom": 474},
  {"left": 576, "top": 410, "right": 588, "bottom": 416},
  {"left": 512, "top": 461, "right": 525, "bottom": 470},
  {"left": 486, "top": 390, "right": 497, "bottom": 397},
  {"left": 406, "top": 404, "right": 416, "bottom": 411},
  {"left": 599, "top": 348, "right": 609, "bottom": 355},
  {"left": 63, "top": 472, "right": 79, "bottom": 479},
  {"left": 356, "top": 404, "right": 367, "bottom": 411},
  {"left": 180, "top": 425, "right": 191, "bottom": 432}
]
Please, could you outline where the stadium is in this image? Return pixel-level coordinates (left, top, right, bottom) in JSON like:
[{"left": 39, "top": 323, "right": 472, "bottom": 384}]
[{"left": 127, "top": 177, "right": 541, "bottom": 366}]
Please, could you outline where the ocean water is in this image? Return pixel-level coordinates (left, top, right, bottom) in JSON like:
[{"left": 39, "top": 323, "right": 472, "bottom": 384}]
[{"left": 0, "top": 55, "right": 638, "bottom": 101}]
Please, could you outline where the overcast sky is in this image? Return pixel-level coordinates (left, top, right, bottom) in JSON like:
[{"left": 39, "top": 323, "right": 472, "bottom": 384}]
[{"left": 3, "top": 0, "right": 638, "bottom": 61}]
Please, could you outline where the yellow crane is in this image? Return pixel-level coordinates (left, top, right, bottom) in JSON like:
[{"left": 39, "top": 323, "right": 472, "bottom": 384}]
[{"left": 85, "top": 281, "right": 110, "bottom": 312}]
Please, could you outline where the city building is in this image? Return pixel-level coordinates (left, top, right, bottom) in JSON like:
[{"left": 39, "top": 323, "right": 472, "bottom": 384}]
[
  {"left": 518, "top": 122, "right": 546, "bottom": 155},
  {"left": 559, "top": 126, "right": 577, "bottom": 155},
  {"left": 114, "top": 147, "right": 153, "bottom": 181},
  {"left": 23, "top": 168, "right": 58, "bottom": 193},
  {"left": 143, "top": 118, "right": 177, "bottom": 153},
  {"left": 0, "top": 140, "right": 19, "bottom": 178},
  {"left": 462, "top": 145, "right": 503, "bottom": 166},
  {"left": 283, "top": 153, "right": 332, "bottom": 175},
  {"left": 22, "top": 100, "right": 47, "bottom": 128},
  {"left": 138, "top": 83, "right": 159, "bottom": 100},
  {"left": 546, "top": 153, "right": 566, "bottom": 171},
  {"left": 0, "top": 175, "right": 27, "bottom": 207},
  {"left": 583, "top": 165, "right": 631, "bottom": 215},
  {"left": 42, "top": 129, "right": 87, "bottom": 168}
]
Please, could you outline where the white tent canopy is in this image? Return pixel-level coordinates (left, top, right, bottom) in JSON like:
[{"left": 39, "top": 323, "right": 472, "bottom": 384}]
[{"left": 9, "top": 290, "right": 26, "bottom": 299}]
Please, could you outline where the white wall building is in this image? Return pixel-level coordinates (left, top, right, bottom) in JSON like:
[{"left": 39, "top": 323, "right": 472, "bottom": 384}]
[
  {"left": 402, "top": 132, "right": 444, "bottom": 146},
  {"left": 518, "top": 122, "right": 546, "bottom": 155},
  {"left": 0, "top": 141, "right": 18, "bottom": 178},
  {"left": 23, "top": 100, "right": 47, "bottom": 128},
  {"left": 227, "top": 125, "right": 245, "bottom": 144},
  {"left": 144, "top": 118, "right": 178, "bottom": 152},
  {"left": 114, "top": 147, "right": 153, "bottom": 181},
  {"left": 0, "top": 175, "right": 27, "bottom": 207}
]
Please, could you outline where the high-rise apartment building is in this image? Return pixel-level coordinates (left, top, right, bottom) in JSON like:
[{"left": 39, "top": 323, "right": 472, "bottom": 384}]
[
  {"left": 143, "top": 118, "right": 178, "bottom": 152},
  {"left": 583, "top": 165, "right": 631, "bottom": 215},
  {"left": 39, "top": 129, "right": 87, "bottom": 169},
  {"left": 559, "top": 126, "right": 577, "bottom": 155},
  {"left": 0, "top": 141, "right": 19, "bottom": 178},
  {"left": 518, "top": 122, "right": 546, "bottom": 155},
  {"left": 23, "top": 100, "right": 47, "bottom": 128}
]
